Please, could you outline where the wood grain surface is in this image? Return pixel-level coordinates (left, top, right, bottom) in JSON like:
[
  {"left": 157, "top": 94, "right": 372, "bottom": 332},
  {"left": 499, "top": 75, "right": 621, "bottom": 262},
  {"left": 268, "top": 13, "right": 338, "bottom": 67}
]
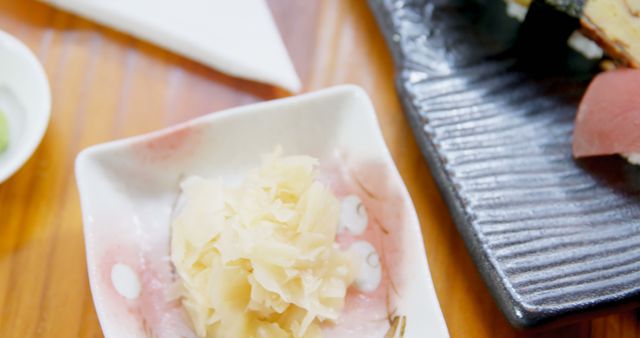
[{"left": 0, "top": 0, "right": 637, "bottom": 337}]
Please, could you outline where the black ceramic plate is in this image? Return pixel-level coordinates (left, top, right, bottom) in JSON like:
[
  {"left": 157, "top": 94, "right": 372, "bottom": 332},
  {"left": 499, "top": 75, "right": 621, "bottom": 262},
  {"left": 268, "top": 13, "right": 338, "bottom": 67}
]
[{"left": 368, "top": 0, "right": 640, "bottom": 329}]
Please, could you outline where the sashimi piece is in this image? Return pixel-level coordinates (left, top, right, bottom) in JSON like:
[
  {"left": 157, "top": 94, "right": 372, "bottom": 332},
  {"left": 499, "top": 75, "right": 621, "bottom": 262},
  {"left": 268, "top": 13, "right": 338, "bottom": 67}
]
[{"left": 572, "top": 68, "right": 640, "bottom": 158}]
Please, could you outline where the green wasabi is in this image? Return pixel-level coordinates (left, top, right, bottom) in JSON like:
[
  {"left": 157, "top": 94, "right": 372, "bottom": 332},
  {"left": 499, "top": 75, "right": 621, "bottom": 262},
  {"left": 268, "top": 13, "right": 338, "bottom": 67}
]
[{"left": 0, "top": 110, "right": 8, "bottom": 153}]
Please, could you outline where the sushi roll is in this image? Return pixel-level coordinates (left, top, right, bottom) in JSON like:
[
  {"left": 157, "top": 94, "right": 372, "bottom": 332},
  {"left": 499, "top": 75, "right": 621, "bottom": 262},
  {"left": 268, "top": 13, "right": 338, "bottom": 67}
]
[
  {"left": 506, "top": 0, "right": 640, "bottom": 66},
  {"left": 505, "top": 0, "right": 640, "bottom": 164},
  {"left": 582, "top": 0, "right": 640, "bottom": 67}
]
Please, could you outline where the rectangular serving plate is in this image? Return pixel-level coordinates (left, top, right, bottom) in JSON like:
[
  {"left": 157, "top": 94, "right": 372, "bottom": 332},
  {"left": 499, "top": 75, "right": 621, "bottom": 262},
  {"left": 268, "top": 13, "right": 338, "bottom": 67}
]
[{"left": 369, "top": 0, "right": 640, "bottom": 329}]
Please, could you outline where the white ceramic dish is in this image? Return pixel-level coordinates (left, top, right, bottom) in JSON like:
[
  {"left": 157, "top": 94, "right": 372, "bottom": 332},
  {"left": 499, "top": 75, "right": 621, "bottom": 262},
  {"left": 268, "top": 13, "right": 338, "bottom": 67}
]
[
  {"left": 75, "top": 85, "right": 449, "bottom": 338},
  {"left": 0, "top": 30, "right": 51, "bottom": 184},
  {"left": 42, "top": 0, "right": 301, "bottom": 92}
]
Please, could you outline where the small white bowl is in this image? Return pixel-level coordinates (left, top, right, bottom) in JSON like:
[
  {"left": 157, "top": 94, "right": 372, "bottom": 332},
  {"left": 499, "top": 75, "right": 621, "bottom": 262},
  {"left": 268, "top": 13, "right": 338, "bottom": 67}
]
[
  {"left": 0, "top": 30, "right": 51, "bottom": 184},
  {"left": 76, "top": 85, "right": 449, "bottom": 338}
]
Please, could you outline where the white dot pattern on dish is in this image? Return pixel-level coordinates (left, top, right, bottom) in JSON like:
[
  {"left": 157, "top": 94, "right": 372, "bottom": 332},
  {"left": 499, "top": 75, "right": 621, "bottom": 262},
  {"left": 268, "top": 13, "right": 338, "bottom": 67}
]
[
  {"left": 339, "top": 194, "right": 368, "bottom": 235},
  {"left": 349, "top": 240, "right": 382, "bottom": 293},
  {"left": 111, "top": 263, "right": 141, "bottom": 300}
]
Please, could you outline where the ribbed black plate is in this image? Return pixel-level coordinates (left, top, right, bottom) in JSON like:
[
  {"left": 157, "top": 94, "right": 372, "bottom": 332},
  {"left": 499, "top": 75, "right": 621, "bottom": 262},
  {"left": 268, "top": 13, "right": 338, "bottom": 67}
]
[{"left": 368, "top": 0, "right": 640, "bottom": 328}]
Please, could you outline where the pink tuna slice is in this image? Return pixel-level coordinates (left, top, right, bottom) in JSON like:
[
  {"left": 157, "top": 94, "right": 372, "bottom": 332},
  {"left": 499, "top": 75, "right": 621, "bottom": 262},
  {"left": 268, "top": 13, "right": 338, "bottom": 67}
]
[{"left": 573, "top": 68, "right": 640, "bottom": 158}]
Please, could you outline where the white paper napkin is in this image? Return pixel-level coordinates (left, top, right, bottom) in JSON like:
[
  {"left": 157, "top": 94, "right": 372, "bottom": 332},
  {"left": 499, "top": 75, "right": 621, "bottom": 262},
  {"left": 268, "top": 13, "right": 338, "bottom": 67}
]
[{"left": 42, "top": 0, "right": 302, "bottom": 92}]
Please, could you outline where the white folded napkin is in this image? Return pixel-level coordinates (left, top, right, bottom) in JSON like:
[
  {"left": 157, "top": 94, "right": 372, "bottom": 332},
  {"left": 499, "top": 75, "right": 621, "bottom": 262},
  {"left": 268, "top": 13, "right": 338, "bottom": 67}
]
[{"left": 42, "top": 0, "right": 301, "bottom": 92}]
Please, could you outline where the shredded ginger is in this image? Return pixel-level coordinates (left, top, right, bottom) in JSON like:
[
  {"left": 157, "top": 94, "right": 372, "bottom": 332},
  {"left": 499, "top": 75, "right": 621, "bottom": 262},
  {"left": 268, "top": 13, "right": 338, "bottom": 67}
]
[{"left": 171, "top": 150, "right": 355, "bottom": 338}]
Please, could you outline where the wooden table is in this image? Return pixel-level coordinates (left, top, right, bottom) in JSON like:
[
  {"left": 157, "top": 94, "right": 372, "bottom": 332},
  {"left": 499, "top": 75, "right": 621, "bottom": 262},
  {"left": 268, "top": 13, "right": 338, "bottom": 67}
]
[{"left": 0, "top": 0, "right": 637, "bottom": 337}]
